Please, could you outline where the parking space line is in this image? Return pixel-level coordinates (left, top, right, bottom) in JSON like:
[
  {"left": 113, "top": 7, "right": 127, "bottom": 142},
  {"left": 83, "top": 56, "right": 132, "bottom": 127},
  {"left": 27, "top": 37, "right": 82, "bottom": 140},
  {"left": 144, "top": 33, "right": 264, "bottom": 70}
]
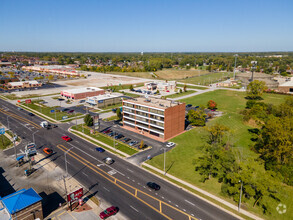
[{"left": 68, "top": 211, "right": 78, "bottom": 220}]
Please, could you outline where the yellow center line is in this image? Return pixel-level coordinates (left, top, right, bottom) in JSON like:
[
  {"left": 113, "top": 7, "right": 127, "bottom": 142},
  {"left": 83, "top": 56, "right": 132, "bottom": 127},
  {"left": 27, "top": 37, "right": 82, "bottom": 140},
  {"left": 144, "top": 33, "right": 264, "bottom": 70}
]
[
  {"left": 0, "top": 108, "right": 42, "bottom": 129},
  {"left": 57, "top": 144, "right": 198, "bottom": 220}
]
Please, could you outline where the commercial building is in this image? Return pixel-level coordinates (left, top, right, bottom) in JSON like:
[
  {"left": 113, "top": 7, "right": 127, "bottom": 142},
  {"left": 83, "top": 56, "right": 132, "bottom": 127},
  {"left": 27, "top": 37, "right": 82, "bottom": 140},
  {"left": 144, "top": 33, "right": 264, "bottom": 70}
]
[
  {"left": 22, "top": 65, "right": 83, "bottom": 77},
  {"left": 278, "top": 80, "right": 293, "bottom": 93},
  {"left": 122, "top": 97, "right": 185, "bottom": 141},
  {"left": 144, "top": 81, "right": 177, "bottom": 91},
  {"left": 61, "top": 87, "right": 105, "bottom": 100},
  {"left": 86, "top": 93, "right": 123, "bottom": 108},
  {"left": 6, "top": 80, "right": 42, "bottom": 90},
  {"left": 0, "top": 188, "right": 43, "bottom": 220}
]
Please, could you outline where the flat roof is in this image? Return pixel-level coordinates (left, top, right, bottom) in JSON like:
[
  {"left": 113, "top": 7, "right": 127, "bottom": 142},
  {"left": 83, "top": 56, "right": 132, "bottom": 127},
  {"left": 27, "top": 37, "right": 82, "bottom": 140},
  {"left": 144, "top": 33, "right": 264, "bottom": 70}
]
[
  {"left": 124, "top": 97, "right": 182, "bottom": 109},
  {"left": 87, "top": 93, "right": 122, "bottom": 101},
  {"left": 8, "top": 80, "right": 40, "bottom": 86},
  {"left": 62, "top": 87, "right": 103, "bottom": 94},
  {"left": 279, "top": 80, "right": 293, "bottom": 87}
]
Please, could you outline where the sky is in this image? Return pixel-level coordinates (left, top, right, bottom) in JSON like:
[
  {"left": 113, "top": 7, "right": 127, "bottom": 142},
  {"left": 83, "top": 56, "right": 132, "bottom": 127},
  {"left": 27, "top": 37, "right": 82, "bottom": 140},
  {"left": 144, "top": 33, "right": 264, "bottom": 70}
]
[{"left": 0, "top": 0, "right": 292, "bottom": 52}]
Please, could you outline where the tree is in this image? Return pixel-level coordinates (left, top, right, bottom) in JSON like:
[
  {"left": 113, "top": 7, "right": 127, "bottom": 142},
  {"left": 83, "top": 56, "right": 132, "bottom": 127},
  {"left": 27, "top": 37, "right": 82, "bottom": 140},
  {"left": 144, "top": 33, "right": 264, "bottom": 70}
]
[
  {"left": 84, "top": 114, "right": 93, "bottom": 126},
  {"left": 129, "top": 84, "right": 134, "bottom": 90},
  {"left": 246, "top": 80, "right": 267, "bottom": 99},
  {"left": 246, "top": 100, "right": 256, "bottom": 109},
  {"left": 207, "top": 100, "right": 217, "bottom": 110},
  {"left": 116, "top": 107, "right": 122, "bottom": 119},
  {"left": 187, "top": 109, "right": 206, "bottom": 126},
  {"left": 183, "top": 84, "right": 187, "bottom": 92}
]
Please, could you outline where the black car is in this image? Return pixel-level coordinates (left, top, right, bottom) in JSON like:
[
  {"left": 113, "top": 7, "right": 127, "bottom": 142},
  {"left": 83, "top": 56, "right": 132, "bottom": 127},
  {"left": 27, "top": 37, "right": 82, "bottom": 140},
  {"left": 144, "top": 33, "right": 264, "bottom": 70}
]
[
  {"left": 186, "top": 104, "right": 192, "bottom": 108},
  {"left": 147, "top": 182, "right": 160, "bottom": 190},
  {"left": 115, "top": 134, "right": 124, "bottom": 139},
  {"left": 62, "top": 108, "right": 70, "bottom": 112},
  {"left": 52, "top": 124, "right": 58, "bottom": 128},
  {"left": 122, "top": 137, "right": 131, "bottom": 143},
  {"left": 28, "top": 112, "right": 35, "bottom": 116}
]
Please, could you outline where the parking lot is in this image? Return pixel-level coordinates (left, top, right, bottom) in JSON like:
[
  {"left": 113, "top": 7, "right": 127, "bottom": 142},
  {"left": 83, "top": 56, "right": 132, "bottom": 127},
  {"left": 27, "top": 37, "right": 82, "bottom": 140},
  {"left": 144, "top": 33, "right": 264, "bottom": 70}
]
[{"left": 98, "top": 120, "right": 175, "bottom": 165}]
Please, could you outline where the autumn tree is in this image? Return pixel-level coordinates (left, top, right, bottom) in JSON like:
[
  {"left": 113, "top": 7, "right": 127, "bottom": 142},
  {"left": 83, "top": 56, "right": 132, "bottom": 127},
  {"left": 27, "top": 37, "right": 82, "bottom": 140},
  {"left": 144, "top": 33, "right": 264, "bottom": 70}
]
[
  {"left": 207, "top": 100, "right": 217, "bottom": 110},
  {"left": 187, "top": 108, "right": 206, "bottom": 126},
  {"left": 246, "top": 80, "right": 267, "bottom": 99}
]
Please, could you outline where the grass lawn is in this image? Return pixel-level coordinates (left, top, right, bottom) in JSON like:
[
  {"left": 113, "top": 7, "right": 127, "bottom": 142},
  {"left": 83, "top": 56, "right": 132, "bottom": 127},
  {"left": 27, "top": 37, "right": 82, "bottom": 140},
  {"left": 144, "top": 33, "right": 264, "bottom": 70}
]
[
  {"left": 99, "top": 103, "right": 122, "bottom": 111},
  {"left": 163, "top": 90, "right": 196, "bottom": 99},
  {"left": 179, "top": 72, "right": 234, "bottom": 85},
  {"left": 104, "top": 115, "right": 120, "bottom": 121},
  {"left": 23, "top": 100, "right": 83, "bottom": 121},
  {"left": 71, "top": 125, "right": 138, "bottom": 156},
  {"left": 0, "top": 134, "right": 12, "bottom": 149},
  {"left": 101, "top": 83, "right": 145, "bottom": 91},
  {"left": 177, "top": 84, "right": 208, "bottom": 90},
  {"left": 122, "top": 92, "right": 141, "bottom": 98},
  {"left": 147, "top": 90, "right": 292, "bottom": 220}
]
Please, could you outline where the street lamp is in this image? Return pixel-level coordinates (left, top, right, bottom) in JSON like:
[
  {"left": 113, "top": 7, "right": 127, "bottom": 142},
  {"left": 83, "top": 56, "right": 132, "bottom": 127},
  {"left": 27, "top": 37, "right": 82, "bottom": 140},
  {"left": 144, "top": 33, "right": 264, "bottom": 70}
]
[
  {"left": 7, "top": 115, "right": 11, "bottom": 130},
  {"left": 233, "top": 54, "right": 238, "bottom": 80},
  {"left": 32, "top": 130, "right": 39, "bottom": 144},
  {"left": 250, "top": 61, "right": 257, "bottom": 82},
  {"left": 65, "top": 147, "right": 74, "bottom": 176},
  {"left": 238, "top": 180, "right": 243, "bottom": 212},
  {"left": 164, "top": 148, "right": 166, "bottom": 175}
]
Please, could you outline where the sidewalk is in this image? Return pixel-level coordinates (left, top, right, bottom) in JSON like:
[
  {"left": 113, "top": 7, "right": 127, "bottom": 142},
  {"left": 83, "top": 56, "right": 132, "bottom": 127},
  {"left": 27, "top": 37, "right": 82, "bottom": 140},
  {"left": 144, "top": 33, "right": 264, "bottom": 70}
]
[
  {"left": 34, "top": 153, "right": 102, "bottom": 220},
  {"left": 142, "top": 163, "right": 263, "bottom": 220}
]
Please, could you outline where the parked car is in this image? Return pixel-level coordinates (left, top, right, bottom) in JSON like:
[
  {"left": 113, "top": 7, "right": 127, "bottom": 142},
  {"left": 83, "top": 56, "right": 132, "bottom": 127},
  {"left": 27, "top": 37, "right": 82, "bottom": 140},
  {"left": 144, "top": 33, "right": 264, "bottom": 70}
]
[
  {"left": 103, "top": 157, "right": 114, "bottom": 165},
  {"left": 99, "top": 206, "right": 119, "bottom": 219},
  {"left": 17, "top": 107, "right": 23, "bottom": 110},
  {"left": 79, "top": 100, "right": 85, "bottom": 103},
  {"left": 43, "top": 148, "right": 53, "bottom": 155},
  {"left": 136, "top": 89, "right": 142, "bottom": 93},
  {"left": 122, "top": 137, "right": 131, "bottom": 143},
  {"left": 129, "top": 141, "right": 138, "bottom": 146},
  {"left": 68, "top": 110, "right": 75, "bottom": 114},
  {"left": 62, "top": 136, "right": 72, "bottom": 142},
  {"left": 61, "top": 108, "right": 70, "bottom": 112},
  {"left": 130, "top": 88, "right": 135, "bottom": 91},
  {"left": 28, "top": 112, "right": 35, "bottom": 116},
  {"left": 195, "top": 106, "right": 199, "bottom": 108},
  {"left": 52, "top": 124, "right": 58, "bottom": 128},
  {"left": 166, "top": 142, "right": 175, "bottom": 148},
  {"left": 114, "top": 134, "right": 124, "bottom": 139},
  {"left": 147, "top": 182, "right": 160, "bottom": 190},
  {"left": 104, "top": 129, "right": 112, "bottom": 134},
  {"left": 108, "top": 132, "right": 115, "bottom": 137},
  {"left": 95, "top": 147, "right": 105, "bottom": 153},
  {"left": 186, "top": 104, "right": 192, "bottom": 108}
]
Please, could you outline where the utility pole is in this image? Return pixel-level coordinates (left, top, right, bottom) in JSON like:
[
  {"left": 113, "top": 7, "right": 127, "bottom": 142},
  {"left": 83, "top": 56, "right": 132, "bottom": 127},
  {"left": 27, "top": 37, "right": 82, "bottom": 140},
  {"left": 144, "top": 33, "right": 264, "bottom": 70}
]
[
  {"left": 163, "top": 148, "right": 166, "bottom": 175},
  {"left": 65, "top": 147, "right": 74, "bottom": 176},
  {"left": 233, "top": 54, "right": 238, "bottom": 80},
  {"left": 238, "top": 180, "right": 243, "bottom": 212}
]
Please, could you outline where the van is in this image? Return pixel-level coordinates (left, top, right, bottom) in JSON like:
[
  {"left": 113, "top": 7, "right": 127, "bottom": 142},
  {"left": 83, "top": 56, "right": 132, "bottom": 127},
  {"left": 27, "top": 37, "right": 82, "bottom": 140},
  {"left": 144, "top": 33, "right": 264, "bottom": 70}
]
[{"left": 40, "top": 121, "right": 48, "bottom": 128}]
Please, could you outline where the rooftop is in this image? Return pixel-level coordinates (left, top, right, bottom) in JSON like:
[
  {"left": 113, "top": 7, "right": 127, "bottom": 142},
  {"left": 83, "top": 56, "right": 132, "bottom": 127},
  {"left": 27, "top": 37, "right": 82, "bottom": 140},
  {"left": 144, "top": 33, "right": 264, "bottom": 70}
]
[
  {"left": 124, "top": 97, "right": 182, "bottom": 109},
  {"left": 8, "top": 80, "right": 40, "bottom": 86},
  {"left": 87, "top": 93, "right": 122, "bottom": 101},
  {"left": 62, "top": 87, "right": 104, "bottom": 94},
  {"left": 279, "top": 80, "right": 293, "bottom": 87},
  {"left": 0, "top": 188, "right": 42, "bottom": 214}
]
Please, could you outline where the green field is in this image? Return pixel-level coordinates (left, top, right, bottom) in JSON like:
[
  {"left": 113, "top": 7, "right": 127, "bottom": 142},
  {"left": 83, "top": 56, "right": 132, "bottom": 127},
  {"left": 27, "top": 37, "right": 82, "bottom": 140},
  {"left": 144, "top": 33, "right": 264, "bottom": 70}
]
[
  {"left": 177, "top": 84, "right": 209, "bottom": 90},
  {"left": 163, "top": 90, "right": 196, "bottom": 99},
  {"left": 0, "top": 134, "right": 12, "bottom": 149},
  {"left": 4, "top": 93, "right": 59, "bottom": 100},
  {"left": 179, "top": 72, "right": 234, "bottom": 85},
  {"left": 147, "top": 90, "right": 292, "bottom": 220}
]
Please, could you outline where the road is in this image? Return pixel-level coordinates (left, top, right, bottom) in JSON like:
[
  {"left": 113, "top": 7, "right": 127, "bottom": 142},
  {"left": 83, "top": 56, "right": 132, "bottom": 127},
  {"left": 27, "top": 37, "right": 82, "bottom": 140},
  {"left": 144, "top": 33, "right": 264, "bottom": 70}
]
[{"left": 0, "top": 98, "right": 239, "bottom": 220}]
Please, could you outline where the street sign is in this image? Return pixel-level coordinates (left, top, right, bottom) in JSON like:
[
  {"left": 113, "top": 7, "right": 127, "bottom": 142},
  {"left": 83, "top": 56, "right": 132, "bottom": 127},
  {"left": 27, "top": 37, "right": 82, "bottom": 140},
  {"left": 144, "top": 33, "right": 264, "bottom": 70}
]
[
  {"left": 50, "top": 109, "right": 55, "bottom": 113},
  {"left": 62, "top": 116, "right": 68, "bottom": 120},
  {"left": 67, "top": 188, "right": 83, "bottom": 202},
  {"left": 0, "top": 128, "right": 5, "bottom": 135}
]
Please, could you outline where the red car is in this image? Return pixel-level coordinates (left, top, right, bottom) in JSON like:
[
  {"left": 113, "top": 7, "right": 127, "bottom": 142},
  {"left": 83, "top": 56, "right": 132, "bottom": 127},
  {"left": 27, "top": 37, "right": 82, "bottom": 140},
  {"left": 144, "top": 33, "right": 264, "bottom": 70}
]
[
  {"left": 99, "top": 206, "right": 119, "bottom": 219},
  {"left": 62, "top": 136, "right": 72, "bottom": 142}
]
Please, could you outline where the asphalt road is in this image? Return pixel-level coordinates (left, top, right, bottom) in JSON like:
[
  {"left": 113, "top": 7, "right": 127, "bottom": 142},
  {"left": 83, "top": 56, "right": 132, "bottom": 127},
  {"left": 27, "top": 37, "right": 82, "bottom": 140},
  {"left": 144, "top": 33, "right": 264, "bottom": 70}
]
[{"left": 0, "top": 98, "right": 239, "bottom": 220}]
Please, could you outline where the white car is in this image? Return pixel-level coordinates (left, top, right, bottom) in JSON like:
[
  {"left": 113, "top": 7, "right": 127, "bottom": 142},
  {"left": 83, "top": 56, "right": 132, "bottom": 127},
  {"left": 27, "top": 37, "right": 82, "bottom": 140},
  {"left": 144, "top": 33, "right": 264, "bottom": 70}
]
[{"left": 166, "top": 142, "right": 175, "bottom": 148}]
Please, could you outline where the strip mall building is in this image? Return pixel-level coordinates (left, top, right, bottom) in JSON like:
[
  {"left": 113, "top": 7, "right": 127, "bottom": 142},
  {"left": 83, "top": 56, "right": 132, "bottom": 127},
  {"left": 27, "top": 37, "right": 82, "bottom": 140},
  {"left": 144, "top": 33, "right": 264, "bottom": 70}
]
[{"left": 60, "top": 87, "right": 105, "bottom": 100}]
